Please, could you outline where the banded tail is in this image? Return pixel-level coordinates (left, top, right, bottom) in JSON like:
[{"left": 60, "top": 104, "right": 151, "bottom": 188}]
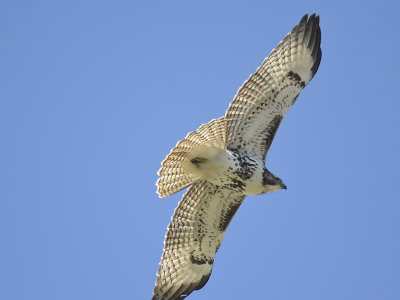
[{"left": 157, "top": 117, "right": 227, "bottom": 197}]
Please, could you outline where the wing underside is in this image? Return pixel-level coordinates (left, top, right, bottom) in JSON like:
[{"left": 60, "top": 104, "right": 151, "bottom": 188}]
[
  {"left": 152, "top": 181, "right": 246, "bottom": 300},
  {"left": 225, "top": 14, "right": 321, "bottom": 160},
  {"left": 153, "top": 13, "right": 322, "bottom": 300}
]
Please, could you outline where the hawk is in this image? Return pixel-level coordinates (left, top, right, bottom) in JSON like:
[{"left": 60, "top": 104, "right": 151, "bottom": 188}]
[{"left": 152, "top": 14, "right": 322, "bottom": 300}]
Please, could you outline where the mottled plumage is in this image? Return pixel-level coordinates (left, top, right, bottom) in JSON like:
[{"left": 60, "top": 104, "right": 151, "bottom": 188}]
[{"left": 152, "top": 14, "right": 322, "bottom": 300}]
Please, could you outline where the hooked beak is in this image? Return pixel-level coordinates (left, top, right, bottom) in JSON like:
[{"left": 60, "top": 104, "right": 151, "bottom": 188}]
[{"left": 280, "top": 183, "right": 287, "bottom": 190}]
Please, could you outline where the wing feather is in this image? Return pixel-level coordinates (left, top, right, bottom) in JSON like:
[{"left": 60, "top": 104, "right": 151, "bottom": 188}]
[
  {"left": 153, "top": 14, "right": 322, "bottom": 299},
  {"left": 152, "top": 181, "right": 246, "bottom": 300},
  {"left": 225, "top": 14, "right": 322, "bottom": 160}
]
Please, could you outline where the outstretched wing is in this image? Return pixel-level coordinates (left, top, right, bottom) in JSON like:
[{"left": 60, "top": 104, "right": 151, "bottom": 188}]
[
  {"left": 225, "top": 14, "right": 322, "bottom": 161},
  {"left": 152, "top": 180, "right": 246, "bottom": 300}
]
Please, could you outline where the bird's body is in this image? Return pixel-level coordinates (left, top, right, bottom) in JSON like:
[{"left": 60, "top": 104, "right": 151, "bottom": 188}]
[
  {"left": 152, "top": 14, "right": 322, "bottom": 300},
  {"left": 185, "top": 146, "right": 283, "bottom": 195}
]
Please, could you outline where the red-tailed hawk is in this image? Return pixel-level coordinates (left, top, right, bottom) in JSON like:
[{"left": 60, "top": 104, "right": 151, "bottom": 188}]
[{"left": 152, "top": 14, "right": 322, "bottom": 300}]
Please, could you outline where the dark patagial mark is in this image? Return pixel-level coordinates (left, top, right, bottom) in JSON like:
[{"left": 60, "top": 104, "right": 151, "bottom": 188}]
[
  {"left": 262, "top": 115, "right": 283, "bottom": 158},
  {"left": 215, "top": 240, "right": 222, "bottom": 252},
  {"left": 287, "top": 71, "right": 305, "bottom": 88},
  {"left": 262, "top": 168, "right": 269, "bottom": 186},
  {"left": 291, "top": 94, "right": 299, "bottom": 105},
  {"left": 217, "top": 201, "right": 242, "bottom": 232}
]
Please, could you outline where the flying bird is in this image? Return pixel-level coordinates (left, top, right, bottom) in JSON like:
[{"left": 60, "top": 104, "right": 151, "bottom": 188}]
[{"left": 152, "top": 14, "right": 322, "bottom": 300}]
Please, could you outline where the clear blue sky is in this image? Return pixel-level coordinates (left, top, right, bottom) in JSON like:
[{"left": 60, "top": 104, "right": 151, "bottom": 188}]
[{"left": 1, "top": 1, "right": 400, "bottom": 299}]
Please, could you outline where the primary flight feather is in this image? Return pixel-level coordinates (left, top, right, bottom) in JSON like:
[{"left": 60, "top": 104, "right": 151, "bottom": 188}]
[{"left": 152, "top": 14, "right": 322, "bottom": 300}]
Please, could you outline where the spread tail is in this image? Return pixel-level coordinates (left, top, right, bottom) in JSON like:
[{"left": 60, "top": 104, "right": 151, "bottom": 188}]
[{"left": 157, "top": 117, "right": 227, "bottom": 197}]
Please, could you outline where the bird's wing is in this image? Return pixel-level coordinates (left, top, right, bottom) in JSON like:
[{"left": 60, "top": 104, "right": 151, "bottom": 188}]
[
  {"left": 152, "top": 180, "right": 246, "bottom": 300},
  {"left": 225, "top": 14, "right": 321, "bottom": 161}
]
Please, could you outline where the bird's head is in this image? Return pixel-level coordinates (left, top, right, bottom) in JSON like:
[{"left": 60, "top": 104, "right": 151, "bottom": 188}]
[{"left": 262, "top": 168, "right": 287, "bottom": 193}]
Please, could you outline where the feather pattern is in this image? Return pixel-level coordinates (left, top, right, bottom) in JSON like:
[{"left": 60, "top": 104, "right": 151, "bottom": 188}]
[
  {"left": 153, "top": 14, "right": 322, "bottom": 299},
  {"left": 157, "top": 118, "right": 226, "bottom": 197},
  {"left": 152, "top": 180, "right": 245, "bottom": 300},
  {"left": 225, "top": 14, "right": 321, "bottom": 161}
]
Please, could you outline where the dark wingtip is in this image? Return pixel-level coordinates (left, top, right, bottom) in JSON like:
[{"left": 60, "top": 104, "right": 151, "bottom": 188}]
[
  {"left": 311, "top": 47, "right": 322, "bottom": 77},
  {"left": 310, "top": 14, "right": 322, "bottom": 77},
  {"left": 152, "top": 273, "right": 211, "bottom": 300},
  {"left": 315, "top": 14, "right": 320, "bottom": 25},
  {"left": 299, "top": 13, "right": 322, "bottom": 77},
  {"left": 300, "top": 14, "right": 308, "bottom": 27}
]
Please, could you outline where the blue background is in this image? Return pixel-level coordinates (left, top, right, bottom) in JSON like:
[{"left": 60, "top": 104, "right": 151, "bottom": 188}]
[{"left": 2, "top": 1, "right": 400, "bottom": 299}]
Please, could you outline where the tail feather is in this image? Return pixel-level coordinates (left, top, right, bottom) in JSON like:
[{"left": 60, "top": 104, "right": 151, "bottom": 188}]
[{"left": 157, "top": 117, "right": 226, "bottom": 198}]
